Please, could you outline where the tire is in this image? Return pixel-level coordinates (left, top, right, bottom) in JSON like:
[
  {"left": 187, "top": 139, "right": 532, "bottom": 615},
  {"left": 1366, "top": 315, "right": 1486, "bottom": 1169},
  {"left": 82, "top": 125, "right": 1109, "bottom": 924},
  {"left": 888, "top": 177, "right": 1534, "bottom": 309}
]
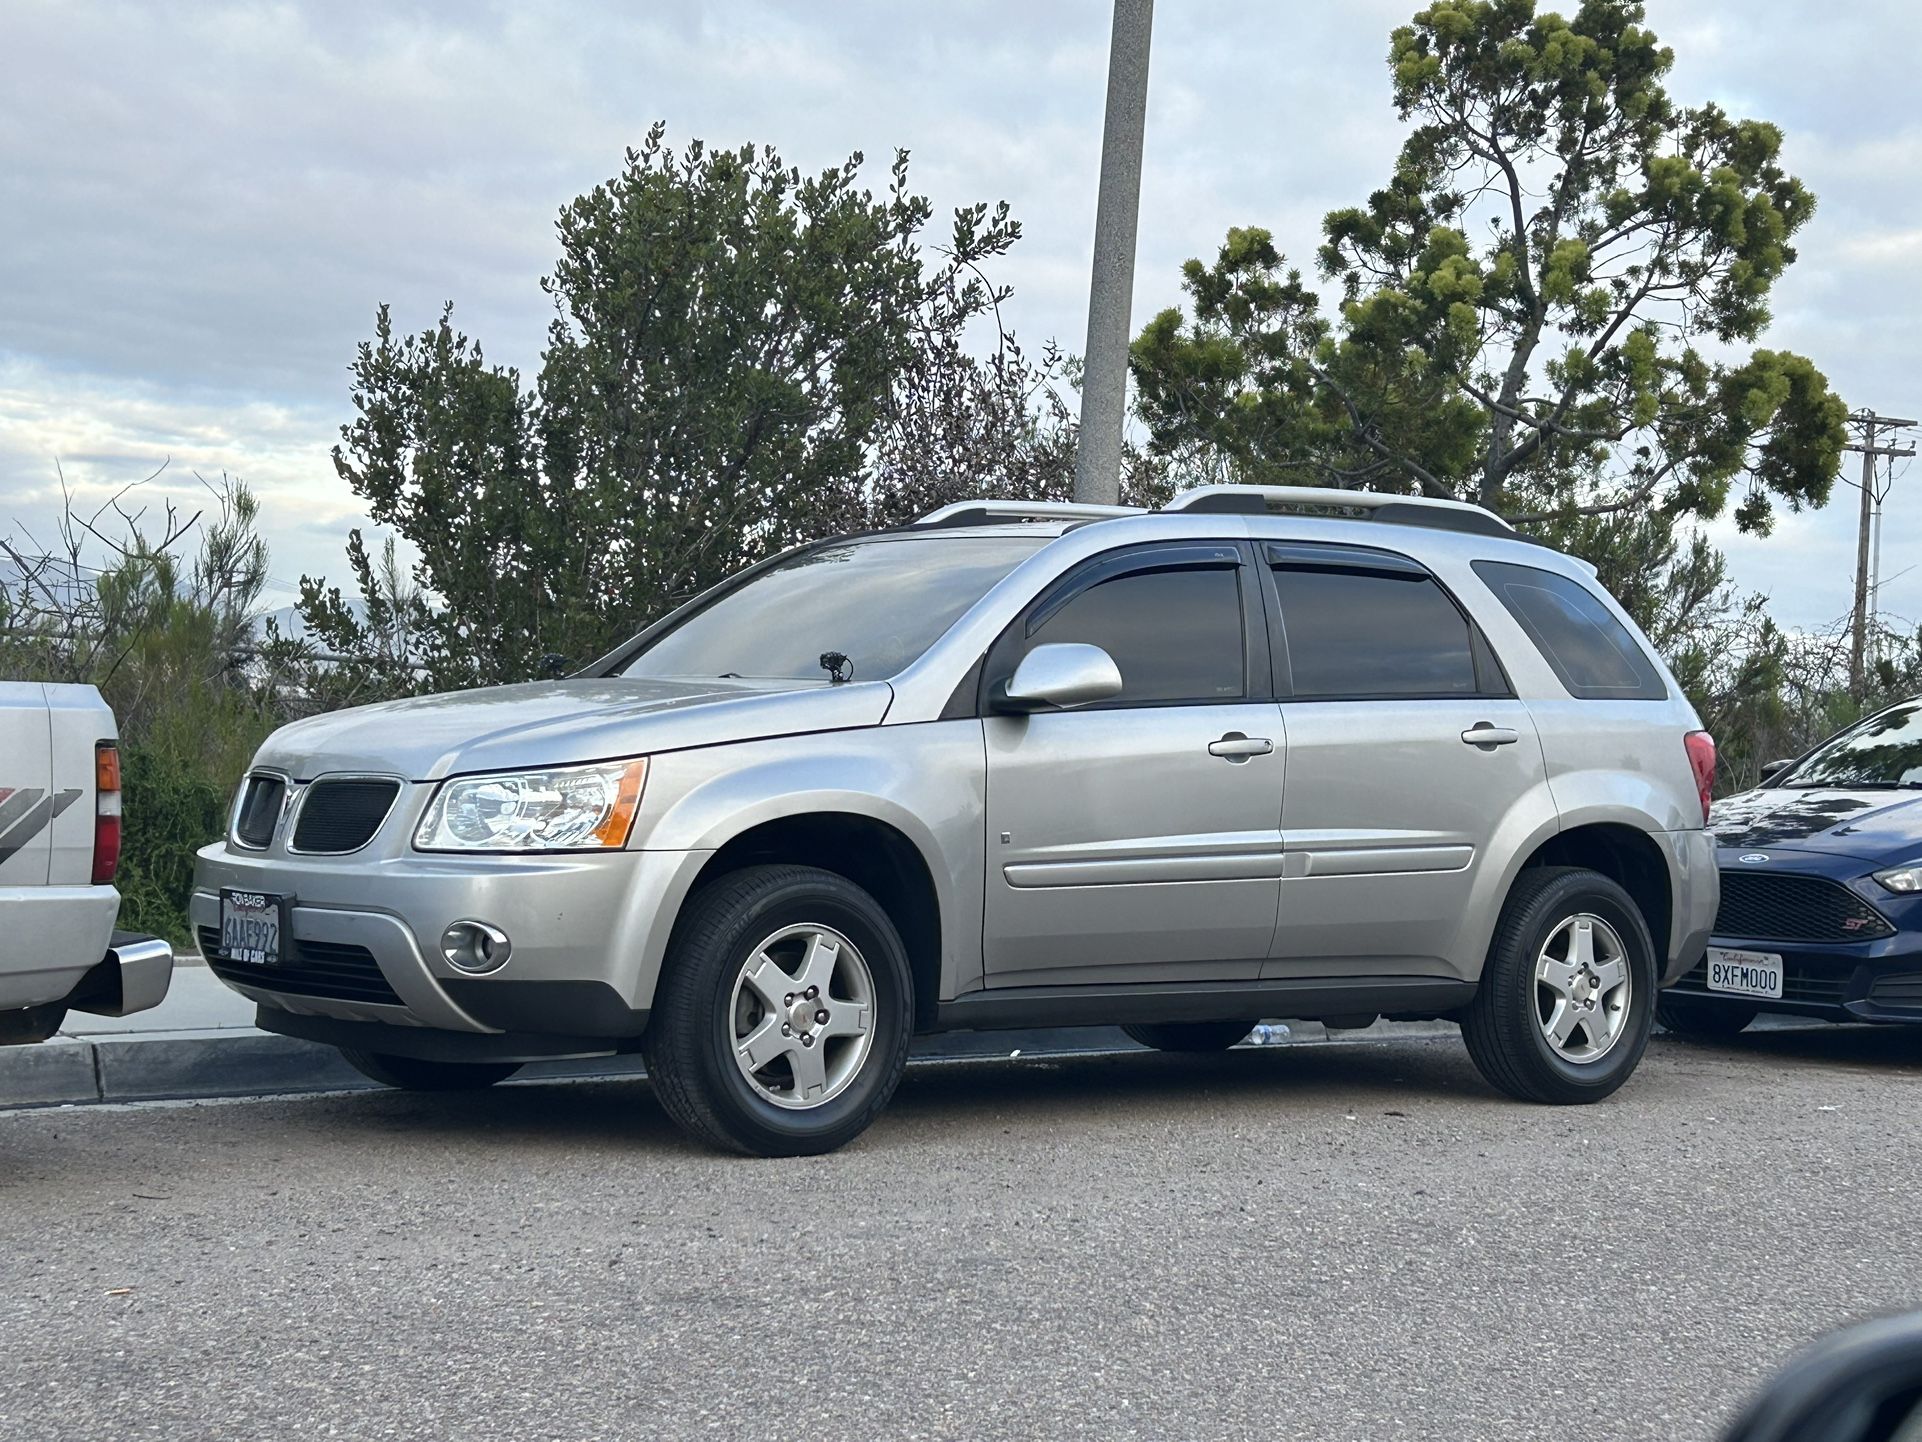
[
  {"left": 1461, "top": 866, "right": 1658, "bottom": 1105},
  {"left": 1656, "top": 992, "right": 1758, "bottom": 1039},
  {"left": 0, "top": 1002, "right": 68, "bottom": 1047},
  {"left": 1122, "top": 1020, "right": 1257, "bottom": 1052},
  {"left": 338, "top": 1049, "right": 523, "bottom": 1091},
  {"left": 642, "top": 864, "right": 914, "bottom": 1157}
]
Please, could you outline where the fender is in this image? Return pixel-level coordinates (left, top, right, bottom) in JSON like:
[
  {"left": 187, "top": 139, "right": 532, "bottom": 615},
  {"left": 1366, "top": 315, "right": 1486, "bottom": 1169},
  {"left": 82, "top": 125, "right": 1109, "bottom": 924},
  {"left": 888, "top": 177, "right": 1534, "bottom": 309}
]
[{"left": 631, "top": 721, "right": 989, "bottom": 1000}]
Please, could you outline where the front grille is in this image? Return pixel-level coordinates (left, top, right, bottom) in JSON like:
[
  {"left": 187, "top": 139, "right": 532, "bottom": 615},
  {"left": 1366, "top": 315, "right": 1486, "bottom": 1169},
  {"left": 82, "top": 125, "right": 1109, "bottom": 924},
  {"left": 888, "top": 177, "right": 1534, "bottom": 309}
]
[
  {"left": 1672, "top": 957, "right": 1851, "bottom": 1007},
  {"left": 291, "top": 778, "right": 400, "bottom": 854},
  {"left": 233, "top": 774, "right": 285, "bottom": 848},
  {"left": 1870, "top": 972, "right": 1922, "bottom": 1008},
  {"left": 1714, "top": 871, "right": 1894, "bottom": 943},
  {"left": 199, "top": 925, "right": 402, "bottom": 1007}
]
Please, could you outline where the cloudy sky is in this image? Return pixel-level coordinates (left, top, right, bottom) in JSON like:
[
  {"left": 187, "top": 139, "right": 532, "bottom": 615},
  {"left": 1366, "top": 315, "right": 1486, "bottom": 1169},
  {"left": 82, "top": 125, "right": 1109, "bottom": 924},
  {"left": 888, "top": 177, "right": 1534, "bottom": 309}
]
[{"left": 3, "top": 0, "right": 1918, "bottom": 630}]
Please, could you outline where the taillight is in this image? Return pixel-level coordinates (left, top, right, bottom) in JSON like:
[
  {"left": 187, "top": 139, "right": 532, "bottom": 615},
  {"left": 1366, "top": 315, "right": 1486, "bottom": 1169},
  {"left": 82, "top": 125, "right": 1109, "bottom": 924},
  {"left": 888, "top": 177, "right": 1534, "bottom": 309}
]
[
  {"left": 1684, "top": 731, "right": 1716, "bottom": 826},
  {"left": 93, "top": 742, "right": 122, "bottom": 884}
]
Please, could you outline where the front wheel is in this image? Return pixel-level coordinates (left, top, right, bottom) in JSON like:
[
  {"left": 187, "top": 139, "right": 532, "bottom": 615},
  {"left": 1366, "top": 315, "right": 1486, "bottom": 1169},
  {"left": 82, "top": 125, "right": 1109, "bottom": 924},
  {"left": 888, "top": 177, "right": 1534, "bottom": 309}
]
[
  {"left": 1122, "top": 1020, "right": 1257, "bottom": 1052},
  {"left": 1657, "top": 992, "right": 1758, "bottom": 1039},
  {"left": 1461, "top": 866, "right": 1657, "bottom": 1105},
  {"left": 643, "top": 865, "right": 914, "bottom": 1157},
  {"left": 338, "top": 1049, "right": 522, "bottom": 1091}
]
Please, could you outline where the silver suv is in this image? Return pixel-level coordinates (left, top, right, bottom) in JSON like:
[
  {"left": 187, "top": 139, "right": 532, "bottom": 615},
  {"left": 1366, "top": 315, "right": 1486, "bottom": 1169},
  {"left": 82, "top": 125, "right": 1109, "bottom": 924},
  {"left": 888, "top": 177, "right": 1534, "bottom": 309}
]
[{"left": 195, "top": 486, "right": 1718, "bottom": 1155}]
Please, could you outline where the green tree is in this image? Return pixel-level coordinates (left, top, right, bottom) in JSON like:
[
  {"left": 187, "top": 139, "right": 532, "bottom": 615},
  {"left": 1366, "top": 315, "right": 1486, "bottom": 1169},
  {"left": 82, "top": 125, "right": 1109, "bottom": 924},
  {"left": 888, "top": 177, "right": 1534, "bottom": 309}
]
[
  {"left": 305, "top": 124, "right": 1035, "bottom": 690},
  {"left": 1131, "top": 0, "right": 1849, "bottom": 533},
  {"left": 1, "top": 473, "right": 289, "bottom": 939}
]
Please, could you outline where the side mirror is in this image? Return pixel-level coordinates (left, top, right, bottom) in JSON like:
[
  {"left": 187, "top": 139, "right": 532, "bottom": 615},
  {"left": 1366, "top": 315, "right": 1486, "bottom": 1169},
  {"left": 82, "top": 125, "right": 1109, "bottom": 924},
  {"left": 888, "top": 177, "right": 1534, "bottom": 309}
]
[
  {"left": 1723, "top": 1312, "right": 1922, "bottom": 1441},
  {"left": 1759, "top": 758, "right": 1797, "bottom": 786},
  {"left": 539, "top": 653, "right": 571, "bottom": 680},
  {"left": 991, "top": 643, "right": 1123, "bottom": 714}
]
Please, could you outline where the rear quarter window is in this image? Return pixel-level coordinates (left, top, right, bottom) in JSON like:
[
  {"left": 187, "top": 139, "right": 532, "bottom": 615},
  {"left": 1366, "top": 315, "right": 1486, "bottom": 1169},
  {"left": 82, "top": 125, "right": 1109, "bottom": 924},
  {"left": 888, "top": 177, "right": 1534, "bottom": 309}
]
[{"left": 1472, "top": 560, "right": 1666, "bottom": 701}]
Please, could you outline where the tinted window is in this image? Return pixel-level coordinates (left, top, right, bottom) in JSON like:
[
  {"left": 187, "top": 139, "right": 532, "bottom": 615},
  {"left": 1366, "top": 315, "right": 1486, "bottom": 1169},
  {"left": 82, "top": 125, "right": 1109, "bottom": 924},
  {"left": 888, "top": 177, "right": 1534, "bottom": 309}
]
[
  {"left": 1025, "top": 565, "right": 1245, "bottom": 703},
  {"left": 1782, "top": 701, "right": 1922, "bottom": 789},
  {"left": 1473, "top": 560, "right": 1665, "bottom": 701},
  {"left": 1273, "top": 567, "right": 1478, "bottom": 697},
  {"left": 627, "top": 535, "right": 1043, "bottom": 682}
]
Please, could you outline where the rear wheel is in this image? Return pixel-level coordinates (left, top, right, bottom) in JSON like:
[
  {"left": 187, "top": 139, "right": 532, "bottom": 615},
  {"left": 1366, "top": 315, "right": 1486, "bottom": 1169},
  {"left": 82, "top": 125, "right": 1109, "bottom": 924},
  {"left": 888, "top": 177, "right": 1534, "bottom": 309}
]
[
  {"left": 643, "top": 865, "right": 914, "bottom": 1157},
  {"left": 1122, "top": 1020, "right": 1257, "bottom": 1052},
  {"left": 1461, "top": 866, "right": 1657, "bottom": 1105},
  {"left": 1656, "top": 992, "right": 1758, "bottom": 1039},
  {"left": 338, "top": 1049, "right": 522, "bottom": 1091},
  {"left": 0, "top": 1002, "right": 67, "bottom": 1047}
]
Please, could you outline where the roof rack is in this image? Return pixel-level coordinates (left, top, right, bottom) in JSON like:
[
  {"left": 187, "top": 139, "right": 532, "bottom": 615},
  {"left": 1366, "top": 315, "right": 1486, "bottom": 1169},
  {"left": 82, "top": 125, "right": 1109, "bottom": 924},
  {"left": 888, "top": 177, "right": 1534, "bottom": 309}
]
[
  {"left": 1163, "top": 485, "right": 1518, "bottom": 540},
  {"left": 915, "top": 499, "right": 1143, "bottom": 530}
]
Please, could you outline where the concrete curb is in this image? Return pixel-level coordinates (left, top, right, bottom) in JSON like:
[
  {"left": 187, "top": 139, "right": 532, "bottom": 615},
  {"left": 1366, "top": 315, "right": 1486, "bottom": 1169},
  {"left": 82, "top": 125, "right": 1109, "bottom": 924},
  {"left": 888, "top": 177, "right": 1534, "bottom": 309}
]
[{"left": 0, "top": 1000, "right": 1462, "bottom": 1112}]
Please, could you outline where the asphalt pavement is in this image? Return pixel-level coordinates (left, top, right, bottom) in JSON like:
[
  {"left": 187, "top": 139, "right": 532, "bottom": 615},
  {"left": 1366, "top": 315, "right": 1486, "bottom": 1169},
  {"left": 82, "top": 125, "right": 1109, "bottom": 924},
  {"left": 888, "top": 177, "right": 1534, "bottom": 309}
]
[{"left": 4, "top": 1025, "right": 1921, "bottom": 1441}]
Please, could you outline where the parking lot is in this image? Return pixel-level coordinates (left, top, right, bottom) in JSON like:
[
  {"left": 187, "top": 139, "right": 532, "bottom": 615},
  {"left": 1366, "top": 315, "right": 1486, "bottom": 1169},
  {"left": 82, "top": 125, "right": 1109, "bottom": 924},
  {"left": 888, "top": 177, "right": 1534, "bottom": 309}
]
[{"left": 3, "top": 1025, "right": 1920, "bottom": 1441}]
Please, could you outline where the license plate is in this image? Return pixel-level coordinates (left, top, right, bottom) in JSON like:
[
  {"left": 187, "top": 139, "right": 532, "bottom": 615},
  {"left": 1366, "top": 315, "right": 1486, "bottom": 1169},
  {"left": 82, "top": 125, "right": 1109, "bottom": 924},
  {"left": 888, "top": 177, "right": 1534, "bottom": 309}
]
[
  {"left": 220, "top": 889, "right": 283, "bottom": 966},
  {"left": 1706, "top": 946, "right": 1784, "bottom": 1000}
]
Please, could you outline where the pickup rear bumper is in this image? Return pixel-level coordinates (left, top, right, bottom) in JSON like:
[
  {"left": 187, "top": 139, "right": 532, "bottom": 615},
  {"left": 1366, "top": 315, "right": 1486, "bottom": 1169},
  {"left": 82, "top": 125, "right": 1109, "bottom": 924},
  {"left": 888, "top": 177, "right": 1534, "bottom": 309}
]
[
  {"left": 0, "top": 929, "right": 174, "bottom": 1045},
  {"left": 77, "top": 931, "right": 176, "bottom": 1017}
]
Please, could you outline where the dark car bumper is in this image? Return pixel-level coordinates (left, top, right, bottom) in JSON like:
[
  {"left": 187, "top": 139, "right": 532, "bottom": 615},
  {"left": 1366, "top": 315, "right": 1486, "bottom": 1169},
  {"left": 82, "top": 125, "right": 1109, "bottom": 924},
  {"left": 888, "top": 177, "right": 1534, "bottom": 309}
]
[
  {"left": 1665, "top": 854, "right": 1922, "bottom": 1023},
  {"left": 1667, "top": 930, "right": 1922, "bottom": 1024}
]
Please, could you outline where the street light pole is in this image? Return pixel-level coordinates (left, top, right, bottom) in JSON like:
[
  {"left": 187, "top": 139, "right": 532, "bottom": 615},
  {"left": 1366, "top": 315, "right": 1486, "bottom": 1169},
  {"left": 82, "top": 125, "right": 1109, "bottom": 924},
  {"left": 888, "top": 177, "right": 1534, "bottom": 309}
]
[{"left": 1072, "top": 0, "right": 1154, "bottom": 506}]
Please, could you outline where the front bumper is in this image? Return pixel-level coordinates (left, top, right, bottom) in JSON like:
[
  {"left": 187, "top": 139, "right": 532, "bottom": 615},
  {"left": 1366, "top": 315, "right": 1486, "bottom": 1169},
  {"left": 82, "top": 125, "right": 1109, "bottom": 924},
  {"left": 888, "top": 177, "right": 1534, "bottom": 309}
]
[
  {"left": 191, "top": 838, "right": 711, "bottom": 1038},
  {"left": 1664, "top": 854, "right": 1922, "bottom": 1022},
  {"left": 1666, "top": 929, "right": 1922, "bottom": 1024}
]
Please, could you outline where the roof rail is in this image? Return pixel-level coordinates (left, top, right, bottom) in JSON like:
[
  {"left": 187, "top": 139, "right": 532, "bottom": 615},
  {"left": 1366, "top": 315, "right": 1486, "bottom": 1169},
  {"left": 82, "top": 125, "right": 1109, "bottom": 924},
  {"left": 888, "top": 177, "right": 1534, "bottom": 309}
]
[
  {"left": 915, "top": 499, "right": 1143, "bottom": 529},
  {"left": 1163, "top": 485, "right": 1518, "bottom": 540}
]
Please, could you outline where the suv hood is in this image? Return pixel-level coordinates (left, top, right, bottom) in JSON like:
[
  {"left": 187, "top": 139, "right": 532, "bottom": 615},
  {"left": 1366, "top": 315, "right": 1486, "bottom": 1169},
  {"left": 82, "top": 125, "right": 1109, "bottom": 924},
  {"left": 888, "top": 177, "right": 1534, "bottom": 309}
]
[
  {"left": 254, "top": 677, "right": 895, "bottom": 781},
  {"left": 1709, "top": 786, "right": 1922, "bottom": 864}
]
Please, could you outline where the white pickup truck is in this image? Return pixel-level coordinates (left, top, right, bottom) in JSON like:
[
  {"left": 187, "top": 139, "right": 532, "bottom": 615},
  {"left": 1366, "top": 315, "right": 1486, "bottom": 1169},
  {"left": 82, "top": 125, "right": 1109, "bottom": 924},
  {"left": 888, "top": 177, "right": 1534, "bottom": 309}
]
[{"left": 1, "top": 681, "right": 172, "bottom": 1045}]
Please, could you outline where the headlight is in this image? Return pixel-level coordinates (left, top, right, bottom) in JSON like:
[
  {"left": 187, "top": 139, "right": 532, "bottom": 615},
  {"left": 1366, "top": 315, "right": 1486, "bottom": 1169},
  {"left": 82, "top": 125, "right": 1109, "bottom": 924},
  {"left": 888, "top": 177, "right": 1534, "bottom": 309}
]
[
  {"left": 1873, "top": 864, "right": 1922, "bottom": 895},
  {"left": 414, "top": 759, "right": 647, "bottom": 853}
]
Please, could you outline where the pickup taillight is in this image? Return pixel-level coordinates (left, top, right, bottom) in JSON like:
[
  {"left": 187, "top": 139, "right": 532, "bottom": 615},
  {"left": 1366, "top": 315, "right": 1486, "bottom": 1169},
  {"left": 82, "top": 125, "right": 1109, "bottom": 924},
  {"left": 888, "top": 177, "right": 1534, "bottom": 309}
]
[
  {"left": 93, "top": 742, "right": 121, "bottom": 884},
  {"left": 1684, "top": 731, "right": 1716, "bottom": 826}
]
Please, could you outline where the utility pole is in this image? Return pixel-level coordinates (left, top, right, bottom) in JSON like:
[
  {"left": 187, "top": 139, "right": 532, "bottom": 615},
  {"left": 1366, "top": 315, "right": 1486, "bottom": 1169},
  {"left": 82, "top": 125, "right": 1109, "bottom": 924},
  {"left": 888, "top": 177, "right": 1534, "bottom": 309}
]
[
  {"left": 1843, "top": 409, "right": 1916, "bottom": 699},
  {"left": 1072, "top": 0, "right": 1154, "bottom": 506}
]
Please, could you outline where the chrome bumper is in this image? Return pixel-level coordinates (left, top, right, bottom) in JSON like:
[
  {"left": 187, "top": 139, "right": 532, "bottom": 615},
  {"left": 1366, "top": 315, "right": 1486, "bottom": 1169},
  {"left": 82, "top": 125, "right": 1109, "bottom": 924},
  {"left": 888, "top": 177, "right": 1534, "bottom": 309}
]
[
  {"left": 66, "top": 931, "right": 175, "bottom": 1018},
  {"left": 100, "top": 933, "right": 175, "bottom": 1015}
]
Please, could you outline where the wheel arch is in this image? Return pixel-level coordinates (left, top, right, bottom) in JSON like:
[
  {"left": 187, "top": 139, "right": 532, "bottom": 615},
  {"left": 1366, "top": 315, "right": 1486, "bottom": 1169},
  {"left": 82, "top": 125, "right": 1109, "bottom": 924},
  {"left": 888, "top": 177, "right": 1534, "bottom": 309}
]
[
  {"left": 1515, "top": 821, "right": 1673, "bottom": 963},
  {"left": 673, "top": 810, "right": 946, "bottom": 1032}
]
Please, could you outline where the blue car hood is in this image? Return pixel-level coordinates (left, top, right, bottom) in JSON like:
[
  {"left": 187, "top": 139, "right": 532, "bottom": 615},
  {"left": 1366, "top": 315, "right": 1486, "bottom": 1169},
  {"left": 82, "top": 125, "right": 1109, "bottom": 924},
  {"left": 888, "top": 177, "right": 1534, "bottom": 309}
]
[{"left": 1709, "top": 787, "right": 1922, "bottom": 864}]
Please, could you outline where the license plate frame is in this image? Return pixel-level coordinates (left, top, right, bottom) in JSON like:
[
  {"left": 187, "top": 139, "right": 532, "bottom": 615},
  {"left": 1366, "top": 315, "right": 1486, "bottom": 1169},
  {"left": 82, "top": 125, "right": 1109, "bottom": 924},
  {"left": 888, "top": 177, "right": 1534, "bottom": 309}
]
[
  {"left": 1706, "top": 945, "right": 1784, "bottom": 1000},
  {"left": 219, "top": 888, "right": 288, "bottom": 967}
]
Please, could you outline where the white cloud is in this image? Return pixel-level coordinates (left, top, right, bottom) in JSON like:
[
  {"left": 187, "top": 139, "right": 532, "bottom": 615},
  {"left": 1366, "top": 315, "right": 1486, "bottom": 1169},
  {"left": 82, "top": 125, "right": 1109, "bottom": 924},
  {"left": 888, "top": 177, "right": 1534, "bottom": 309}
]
[{"left": 2, "top": 0, "right": 1919, "bottom": 634}]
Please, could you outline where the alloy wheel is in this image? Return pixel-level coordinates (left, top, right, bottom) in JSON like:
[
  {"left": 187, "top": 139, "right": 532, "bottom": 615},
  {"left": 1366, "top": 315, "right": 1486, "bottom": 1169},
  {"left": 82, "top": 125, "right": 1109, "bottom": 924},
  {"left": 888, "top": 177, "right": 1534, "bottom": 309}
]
[
  {"left": 1533, "top": 911, "right": 1632, "bottom": 1064},
  {"left": 728, "top": 923, "right": 876, "bottom": 1109}
]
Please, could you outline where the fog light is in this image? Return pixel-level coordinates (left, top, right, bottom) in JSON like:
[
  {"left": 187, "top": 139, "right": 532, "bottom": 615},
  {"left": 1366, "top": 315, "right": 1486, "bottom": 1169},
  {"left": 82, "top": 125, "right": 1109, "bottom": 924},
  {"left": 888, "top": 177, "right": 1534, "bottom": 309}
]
[{"left": 441, "top": 920, "right": 512, "bottom": 974}]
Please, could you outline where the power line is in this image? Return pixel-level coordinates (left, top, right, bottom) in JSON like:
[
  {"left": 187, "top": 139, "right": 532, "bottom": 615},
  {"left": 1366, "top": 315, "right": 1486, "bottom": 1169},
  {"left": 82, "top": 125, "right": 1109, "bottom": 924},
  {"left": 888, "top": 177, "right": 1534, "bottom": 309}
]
[{"left": 1842, "top": 407, "right": 1916, "bottom": 699}]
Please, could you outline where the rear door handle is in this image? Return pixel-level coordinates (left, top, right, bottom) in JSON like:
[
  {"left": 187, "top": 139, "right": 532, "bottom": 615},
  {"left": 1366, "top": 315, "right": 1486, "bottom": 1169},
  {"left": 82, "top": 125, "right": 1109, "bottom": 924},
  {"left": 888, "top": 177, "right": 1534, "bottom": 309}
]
[
  {"left": 1209, "top": 733, "right": 1274, "bottom": 761},
  {"left": 1461, "top": 724, "right": 1520, "bottom": 748}
]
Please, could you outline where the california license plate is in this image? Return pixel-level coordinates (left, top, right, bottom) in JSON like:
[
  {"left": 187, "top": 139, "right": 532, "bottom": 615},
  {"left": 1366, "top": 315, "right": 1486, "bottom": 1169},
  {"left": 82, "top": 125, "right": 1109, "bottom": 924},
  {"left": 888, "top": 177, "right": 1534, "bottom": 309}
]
[
  {"left": 1706, "top": 946, "right": 1784, "bottom": 1000},
  {"left": 220, "top": 889, "right": 283, "bottom": 966}
]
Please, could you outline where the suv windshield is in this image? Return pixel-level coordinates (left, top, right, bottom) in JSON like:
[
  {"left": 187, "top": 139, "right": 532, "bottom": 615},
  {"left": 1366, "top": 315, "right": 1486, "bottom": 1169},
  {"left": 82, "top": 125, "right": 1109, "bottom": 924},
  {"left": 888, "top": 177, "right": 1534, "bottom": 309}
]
[
  {"left": 1783, "top": 699, "right": 1922, "bottom": 789},
  {"left": 624, "top": 534, "right": 1046, "bottom": 682}
]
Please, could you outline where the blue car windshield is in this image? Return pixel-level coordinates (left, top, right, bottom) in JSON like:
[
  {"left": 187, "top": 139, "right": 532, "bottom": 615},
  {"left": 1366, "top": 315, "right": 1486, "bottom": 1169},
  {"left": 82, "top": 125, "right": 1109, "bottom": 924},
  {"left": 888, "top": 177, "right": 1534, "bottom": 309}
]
[
  {"left": 1783, "top": 700, "right": 1922, "bottom": 789},
  {"left": 624, "top": 534, "right": 1046, "bottom": 682}
]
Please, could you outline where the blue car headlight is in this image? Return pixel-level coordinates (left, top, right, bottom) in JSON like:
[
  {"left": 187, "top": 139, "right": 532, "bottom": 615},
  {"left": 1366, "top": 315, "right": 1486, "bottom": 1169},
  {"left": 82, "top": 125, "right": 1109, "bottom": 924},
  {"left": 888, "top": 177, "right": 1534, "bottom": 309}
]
[{"left": 1872, "top": 864, "right": 1922, "bottom": 896}]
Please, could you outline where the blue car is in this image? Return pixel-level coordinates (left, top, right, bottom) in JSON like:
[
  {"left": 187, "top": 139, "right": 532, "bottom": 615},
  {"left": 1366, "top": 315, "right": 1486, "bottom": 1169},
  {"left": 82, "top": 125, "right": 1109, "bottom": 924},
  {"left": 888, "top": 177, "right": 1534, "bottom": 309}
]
[{"left": 1658, "top": 695, "right": 1922, "bottom": 1037}]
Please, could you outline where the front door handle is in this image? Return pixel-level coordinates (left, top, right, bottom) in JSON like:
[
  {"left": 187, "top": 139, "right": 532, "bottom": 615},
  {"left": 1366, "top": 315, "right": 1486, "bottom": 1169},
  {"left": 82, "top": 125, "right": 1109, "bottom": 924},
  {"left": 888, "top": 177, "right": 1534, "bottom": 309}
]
[
  {"left": 1461, "top": 723, "right": 1520, "bottom": 748},
  {"left": 1208, "top": 733, "right": 1274, "bottom": 761}
]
